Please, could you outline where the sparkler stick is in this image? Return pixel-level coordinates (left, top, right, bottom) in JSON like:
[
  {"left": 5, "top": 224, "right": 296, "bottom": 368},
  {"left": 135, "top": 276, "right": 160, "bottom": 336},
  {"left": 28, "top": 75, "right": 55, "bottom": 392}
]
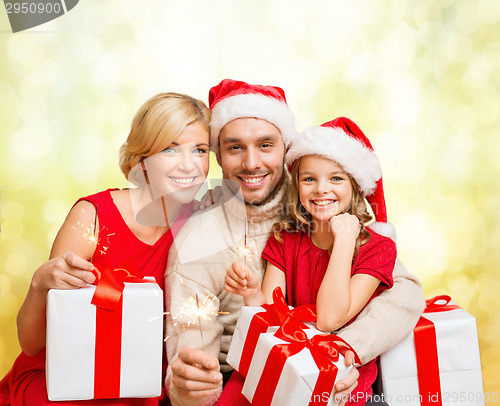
[
  {"left": 90, "top": 204, "right": 98, "bottom": 262},
  {"left": 195, "top": 294, "right": 205, "bottom": 350}
]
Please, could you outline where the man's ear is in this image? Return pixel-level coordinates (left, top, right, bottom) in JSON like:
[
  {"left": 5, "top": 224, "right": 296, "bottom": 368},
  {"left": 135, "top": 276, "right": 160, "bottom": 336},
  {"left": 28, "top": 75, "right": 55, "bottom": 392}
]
[{"left": 216, "top": 148, "right": 222, "bottom": 167}]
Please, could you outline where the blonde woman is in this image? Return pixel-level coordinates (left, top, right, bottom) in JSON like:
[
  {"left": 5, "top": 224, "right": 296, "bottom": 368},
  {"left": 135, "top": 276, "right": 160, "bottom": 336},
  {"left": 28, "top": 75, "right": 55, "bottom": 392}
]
[{"left": 1, "top": 93, "right": 211, "bottom": 406}]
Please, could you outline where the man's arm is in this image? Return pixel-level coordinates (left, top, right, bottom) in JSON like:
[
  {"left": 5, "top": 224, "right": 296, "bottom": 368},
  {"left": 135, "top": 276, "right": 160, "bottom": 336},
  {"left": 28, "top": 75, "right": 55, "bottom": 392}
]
[
  {"left": 165, "top": 253, "right": 225, "bottom": 406},
  {"left": 336, "top": 258, "right": 425, "bottom": 364}
]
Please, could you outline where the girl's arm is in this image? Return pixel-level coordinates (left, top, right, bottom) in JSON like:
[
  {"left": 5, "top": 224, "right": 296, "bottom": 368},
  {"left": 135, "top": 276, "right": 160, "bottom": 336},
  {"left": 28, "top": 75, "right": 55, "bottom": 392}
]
[
  {"left": 261, "top": 263, "right": 286, "bottom": 304},
  {"left": 224, "top": 261, "right": 285, "bottom": 306},
  {"left": 316, "top": 213, "right": 380, "bottom": 332},
  {"left": 17, "top": 200, "right": 97, "bottom": 356}
]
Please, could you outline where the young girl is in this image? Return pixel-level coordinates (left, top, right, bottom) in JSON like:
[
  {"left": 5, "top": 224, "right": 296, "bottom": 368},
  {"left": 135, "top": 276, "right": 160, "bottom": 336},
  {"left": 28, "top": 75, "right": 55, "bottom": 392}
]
[
  {"left": 224, "top": 117, "right": 396, "bottom": 406},
  {"left": 0, "top": 92, "right": 211, "bottom": 406}
]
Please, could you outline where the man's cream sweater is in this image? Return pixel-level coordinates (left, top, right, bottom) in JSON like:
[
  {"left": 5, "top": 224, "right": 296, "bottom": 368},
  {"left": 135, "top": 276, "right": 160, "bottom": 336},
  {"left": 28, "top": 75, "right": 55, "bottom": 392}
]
[{"left": 165, "top": 178, "right": 425, "bottom": 406}]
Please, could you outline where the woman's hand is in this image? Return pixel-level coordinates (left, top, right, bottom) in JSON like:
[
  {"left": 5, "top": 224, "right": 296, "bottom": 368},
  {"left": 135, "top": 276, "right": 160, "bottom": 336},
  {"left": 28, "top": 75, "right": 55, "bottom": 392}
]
[
  {"left": 329, "top": 213, "right": 360, "bottom": 241},
  {"left": 31, "top": 251, "right": 96, "bottom": 292}
]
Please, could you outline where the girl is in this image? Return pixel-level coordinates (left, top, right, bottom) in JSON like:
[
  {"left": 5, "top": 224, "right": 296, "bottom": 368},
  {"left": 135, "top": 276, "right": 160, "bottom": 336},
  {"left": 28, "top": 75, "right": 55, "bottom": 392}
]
[
  {"left": 0, "top": 92, "right": 211, "bottom": 406},
  {"left": 224, "top": 117, "right": 396, "bottom": 406}
]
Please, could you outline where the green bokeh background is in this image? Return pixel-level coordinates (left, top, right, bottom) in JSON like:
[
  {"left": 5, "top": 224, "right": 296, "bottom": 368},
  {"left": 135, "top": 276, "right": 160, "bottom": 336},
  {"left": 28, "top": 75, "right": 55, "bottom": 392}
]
[{"left": 1, "top": 0, "right": 499, "bottom": 401}]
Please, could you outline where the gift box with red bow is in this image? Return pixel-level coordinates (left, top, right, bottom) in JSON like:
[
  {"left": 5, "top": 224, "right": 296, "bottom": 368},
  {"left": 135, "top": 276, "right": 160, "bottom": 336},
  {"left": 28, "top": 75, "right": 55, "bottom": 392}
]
[
  {"left": 379, "top": 295, "right": 485, "bottom": 406},
  {"left": 46, "top": 267, "right": 163, "bottom": 401},
  {"left": 241, "top": 316, "right": 359, "bottom": 406},
  {"left": 227, "top": 288, "right": 317, "bottom": 378}
]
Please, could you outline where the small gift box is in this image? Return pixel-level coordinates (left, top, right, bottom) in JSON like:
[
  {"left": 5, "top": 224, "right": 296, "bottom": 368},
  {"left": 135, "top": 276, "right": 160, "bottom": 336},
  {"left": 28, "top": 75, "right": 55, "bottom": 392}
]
[
  {"left": 227, "top": 288, "right": 316, "bottom": 378},
  {"left": 379, "top": 295, "right": 485, "bottom": 406},
  {"left": 241, "top": 316, "right": 359, "bottom": 406},
  {"left": 46, "top": 268, "right": 163, "bottom": 401}
]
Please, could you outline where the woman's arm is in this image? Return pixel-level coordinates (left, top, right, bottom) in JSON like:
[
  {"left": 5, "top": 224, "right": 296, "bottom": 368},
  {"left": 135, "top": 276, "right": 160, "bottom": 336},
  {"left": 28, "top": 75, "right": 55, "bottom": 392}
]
[{"left": 17, "top": 200, "right": 97, "bottom": 356}]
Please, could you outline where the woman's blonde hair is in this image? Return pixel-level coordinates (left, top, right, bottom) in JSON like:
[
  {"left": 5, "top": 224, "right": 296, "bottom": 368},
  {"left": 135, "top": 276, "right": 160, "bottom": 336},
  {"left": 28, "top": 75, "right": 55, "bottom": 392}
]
[
  {"left": 273, "top": 156, "right": 372, "bottom": 259},
  {"left": 119, "top": 92, "right": 211, "bottom": 183}
]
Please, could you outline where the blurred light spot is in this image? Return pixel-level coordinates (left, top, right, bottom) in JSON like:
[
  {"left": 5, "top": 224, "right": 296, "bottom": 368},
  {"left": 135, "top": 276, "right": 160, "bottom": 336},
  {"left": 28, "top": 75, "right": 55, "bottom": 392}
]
[
  {"left": 444, "top": 31, "right": 472, "bottom": 63},
  {"left": 438, "top": 133, "right": 475, "bottom": 180},
  {"left": 478, "top": 0, "right": 500, "bottom": 24},
  {"left": 74, "top": 33, "right": 102, "bottom": 63},
  {"left": 414, "top": 5, "right": 442, "bottom": 28},
  {"left": 398, "top": 212, "right": 448, "bottom": 279},
  {"left": 28, "top": 57, "right": 60, "bottom": 85},
  {"left": 2, "top": 221, "right": 24, "bottom": 241},
  {"left": 7, "top": 36, "right": 43, "bottom": 70},
  {"left": 0, "top": 292, "right": 20, "bottom": 316},
  {"left": 384, "top": 74, "right": 421, "bottom": 126},
  {"left": 91, "top": 56, "right": 119, "bottom": 97},
  {"left": 9, "top": 122, "right": 53, "bottom": 161},
  {"left": 100, "top": 97, "right": 127, "bottom": 124},
  {"left": 455, "top": 3, "right": 482, "bottom": 33},
  {"left": 84, "top": 5, "right": 110, "bottom": 34},
  {"left": 107, "top": 0, "right": 134, "bottom": 24},
  {"left": 47, "top": 224, "right": 61, "bottom": 247},
  {"left": 1, "top": 201, "right": 25, "bottom": 221},
  {"left": 0, "top": 274, "right": 12, "bottom": 295},
  {"left": 472, "top": 93, "right": 498, "bottom": 125},
  {"left": 5, "top": 253, "right": 28, "bottom": 276},
  {"left": 69, "top": 132, "right": 102, "bottom": 182},
  {"left": 418, "top": 22, "right": 445, "bottom": 49},
  {"left": 42, "top": 199, "right": 68, "bottom": 224}
]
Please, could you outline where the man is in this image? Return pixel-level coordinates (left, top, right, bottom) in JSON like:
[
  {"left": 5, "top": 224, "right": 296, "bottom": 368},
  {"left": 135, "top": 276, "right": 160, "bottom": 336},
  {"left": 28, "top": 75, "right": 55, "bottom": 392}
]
[{"left": 165, "top": 79, "right": 425, "bottom": 406}]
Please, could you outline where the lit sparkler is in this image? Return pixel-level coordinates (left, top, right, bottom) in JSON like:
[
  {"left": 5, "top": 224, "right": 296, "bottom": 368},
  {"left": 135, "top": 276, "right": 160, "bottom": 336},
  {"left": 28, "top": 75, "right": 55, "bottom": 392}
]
[
  {"left": 73, "top": 205, "right": 114, "bottom": 257},
  {"left": 166, "top": 292, "right": 229, "bottom": 347}
]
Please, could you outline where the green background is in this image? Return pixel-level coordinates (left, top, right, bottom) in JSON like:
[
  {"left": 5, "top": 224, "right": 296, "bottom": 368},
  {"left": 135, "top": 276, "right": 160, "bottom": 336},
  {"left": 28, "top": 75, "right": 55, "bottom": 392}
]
[{"left": 1, "top": 0, "right": 499, "bottom": 400}]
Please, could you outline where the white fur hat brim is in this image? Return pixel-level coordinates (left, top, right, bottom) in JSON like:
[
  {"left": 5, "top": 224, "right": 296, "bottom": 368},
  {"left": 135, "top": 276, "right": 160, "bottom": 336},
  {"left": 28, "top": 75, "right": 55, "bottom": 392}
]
[
  {"left": 285, "top": 126, "right": 382, "bottom": 196},
  {"left": 210, "top": 93, "right": 297, "bottom": 154}
]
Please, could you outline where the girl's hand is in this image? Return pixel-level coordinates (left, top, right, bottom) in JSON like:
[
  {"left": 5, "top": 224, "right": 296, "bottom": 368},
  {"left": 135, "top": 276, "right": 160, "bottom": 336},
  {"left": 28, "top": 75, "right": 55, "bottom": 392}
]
[
  {"left": 31, "top": 251, "right": 96, "bottom": 292},
  {"left": 224, "top": 261, "right": 260, "bottom": 297},
  {"left": 329, "top": 213, "right": 360, "bottom": 241}
]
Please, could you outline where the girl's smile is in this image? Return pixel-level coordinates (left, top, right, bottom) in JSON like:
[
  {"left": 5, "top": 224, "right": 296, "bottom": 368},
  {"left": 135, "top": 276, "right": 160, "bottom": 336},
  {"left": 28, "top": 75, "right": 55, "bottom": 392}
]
[{"left": 298, "top": 155, "right": 353, "bottom": 224}]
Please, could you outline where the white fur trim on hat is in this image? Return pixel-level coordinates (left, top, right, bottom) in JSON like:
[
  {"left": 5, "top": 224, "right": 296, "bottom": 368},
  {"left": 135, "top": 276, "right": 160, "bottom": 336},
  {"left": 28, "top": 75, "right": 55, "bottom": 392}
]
[
  {"left": 285, "top": 126, "right": 382, "bottom": 196},
  {"left": 210, "top": 93, "right": 296, "bottom": 154},
  {"left": 368, "top": 221, "right": 397, "bottom": 242}
]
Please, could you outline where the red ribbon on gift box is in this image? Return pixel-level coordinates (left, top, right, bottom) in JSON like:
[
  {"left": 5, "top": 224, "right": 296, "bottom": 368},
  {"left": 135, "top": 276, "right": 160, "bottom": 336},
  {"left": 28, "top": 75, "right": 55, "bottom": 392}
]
[
  {"left": 90, "top": 264, "right": 153, "bottom": 399},
  {"left": 414, "top": 295, "right": 461, "bottom": 406},
  {"left": 252, "top": 315, "right": 361, "bottom": 406},
  {"left": 239, "top": 287, "right": 317, "bottom": 377}
]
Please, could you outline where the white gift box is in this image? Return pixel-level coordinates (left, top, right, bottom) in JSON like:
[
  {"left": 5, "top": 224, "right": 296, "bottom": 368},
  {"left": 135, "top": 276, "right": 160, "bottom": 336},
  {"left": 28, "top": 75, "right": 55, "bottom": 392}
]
[
  {"left": 227, "top": 305, "right": 280, "bottom": 375},
  {"left": 46, "top": 280, "right": 163, "bottom": 401},
  {"left": 379, "top": 297, "right": 485, "bottom": 406},
  {"left": 242, "top": 327, "right": 352, "bottom": 406}
]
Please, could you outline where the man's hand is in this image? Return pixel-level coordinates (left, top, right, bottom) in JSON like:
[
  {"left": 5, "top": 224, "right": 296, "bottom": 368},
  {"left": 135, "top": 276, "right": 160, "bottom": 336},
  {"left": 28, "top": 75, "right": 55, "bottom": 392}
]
[
  {"left": 334, "top": 350, "right": 360, "bottom": 406},
  {"left": 171, "top": 348, "right": 223, "bottom": 401}
]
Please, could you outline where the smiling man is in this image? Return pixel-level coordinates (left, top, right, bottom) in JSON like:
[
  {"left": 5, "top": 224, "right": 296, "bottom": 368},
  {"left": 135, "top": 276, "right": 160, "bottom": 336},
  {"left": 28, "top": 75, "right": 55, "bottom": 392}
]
[{"left": 164, "top": 79, "right": 425, "bottom": 406}]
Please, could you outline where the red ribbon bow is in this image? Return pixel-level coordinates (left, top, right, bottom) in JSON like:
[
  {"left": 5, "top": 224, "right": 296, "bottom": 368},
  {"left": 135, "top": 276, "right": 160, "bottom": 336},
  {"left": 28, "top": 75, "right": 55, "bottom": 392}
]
[
  {"left": 90, "top": 263, "right": 156, "bottom": 399},
  {"left": 423, "top": 295, "right": 460, "bottom": 313},
  {"left": 239, "top": 287, "right": 317, "bottom": 377},
  {"left": 252, "top": 316, "right": 360, "bottom": 406},
  {"left": 414, "top": 295, "right": 461, "bottom": 406},
  {"left": 91, "top": 262, "right": 149, "bottom": 310}
]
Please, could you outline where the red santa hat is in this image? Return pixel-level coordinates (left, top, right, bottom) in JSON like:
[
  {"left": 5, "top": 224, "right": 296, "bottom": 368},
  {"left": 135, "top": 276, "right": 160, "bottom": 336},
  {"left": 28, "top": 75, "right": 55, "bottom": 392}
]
[
  {"left": 285, "top": 117, "right": 396, "bottom": 241},
  {"left": 208, "top": 79, "right": 297, "bottom": 154}
]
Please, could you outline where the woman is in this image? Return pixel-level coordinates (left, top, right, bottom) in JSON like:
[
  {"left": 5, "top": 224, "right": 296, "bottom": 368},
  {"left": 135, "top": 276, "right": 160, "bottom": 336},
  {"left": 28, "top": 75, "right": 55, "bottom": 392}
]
[{"left": 0, "top": 92, "right": 211, "bottom": 406}]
